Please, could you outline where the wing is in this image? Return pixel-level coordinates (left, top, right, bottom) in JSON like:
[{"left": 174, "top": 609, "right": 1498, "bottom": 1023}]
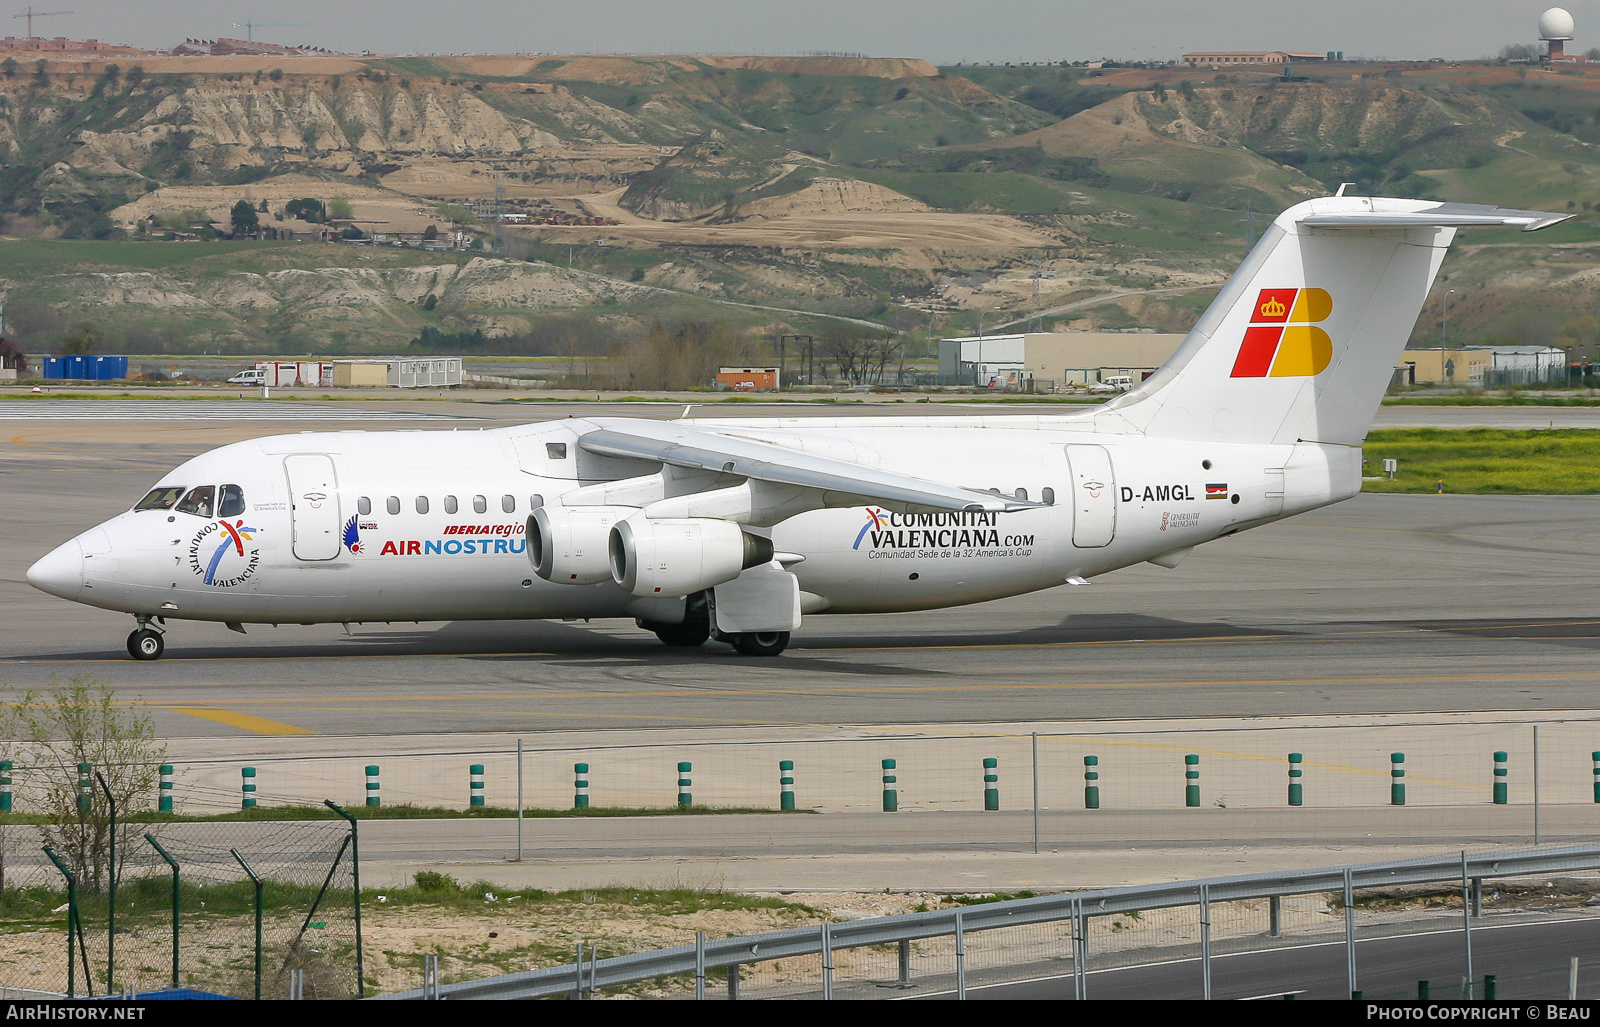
[{"left": 577, "top": 418, "right": 1034, "bottom": 514}]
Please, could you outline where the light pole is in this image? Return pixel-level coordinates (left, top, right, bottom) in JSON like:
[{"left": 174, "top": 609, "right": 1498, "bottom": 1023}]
[
  {"left": 975, "top": 310, "right": 987, "bottom": 388},
  {"left": 1441, "top": 289, "right": 1455, "bottom": 350}
]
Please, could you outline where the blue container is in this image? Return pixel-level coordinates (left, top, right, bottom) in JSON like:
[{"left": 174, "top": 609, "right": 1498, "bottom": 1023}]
[
  {"left": 64, "top": 355, "right": 87, "bottom": 379},
  {"left": 42, "top": 357, "right": 64, "bottom": 380},
  {"left": 90, "top": 356, "right": 128, "bottom": 380}
]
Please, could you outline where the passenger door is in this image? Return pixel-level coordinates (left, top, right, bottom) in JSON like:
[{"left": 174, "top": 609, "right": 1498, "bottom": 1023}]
[
  {"left": 1065, "top": 445, "right": 1116, "bottom": 548},
  {"left": 284, "top": 454, "right": 342, "bottom": 561}
]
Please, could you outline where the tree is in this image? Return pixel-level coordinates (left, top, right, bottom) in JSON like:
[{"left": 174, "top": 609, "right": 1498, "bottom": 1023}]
[
  {"left": 5, "top": 297, "right": 61, "bottom": 348},
  {"left": 230, "top": 199, "right": 259, "bottom": 237},
  {"left": 256, "top": 198, "right": 268, "bottom": 213},
  {"left": 1498, "top": 42, "right": 1539, "bottom": 62},
  {"left": 1, "top": 57, "right": 16, "bottom": 78},
  {"left": 328, "top": 196, "right": 354, "bottom": 220},
  {"left": 1, "top": 675, "right": 165, "bottom": 894},
  {"left": 285, "top": 198, "right": 326, "bottom": 223},
  {"left": 60, "top": 322, "right": 102, "bottom": 356},
  {"left": 423, "top": 223, "right": 438, "bottom": 240}
]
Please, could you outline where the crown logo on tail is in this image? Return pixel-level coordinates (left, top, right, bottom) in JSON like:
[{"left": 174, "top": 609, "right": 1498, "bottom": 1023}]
[{"left": 1258, "top": 297, "right": 1286, "bottom": 318}]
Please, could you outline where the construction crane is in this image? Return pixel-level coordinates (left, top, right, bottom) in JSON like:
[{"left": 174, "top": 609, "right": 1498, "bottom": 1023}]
[
  {"left": 12, "top": 6, "right": 72, "bottom": 39},
  {"left": 231, "top": 20, "right": 310, "bottom": 43}
]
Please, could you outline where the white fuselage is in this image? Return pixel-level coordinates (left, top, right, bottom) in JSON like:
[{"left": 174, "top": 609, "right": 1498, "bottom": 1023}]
[{"left": 33, "top": 414, "right": 1360, "bottom": 627}]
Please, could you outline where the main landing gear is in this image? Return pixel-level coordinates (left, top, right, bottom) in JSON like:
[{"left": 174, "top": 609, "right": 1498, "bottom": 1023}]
[
  {"left": 127, "top": 616, "right": 165, "bottom": 661},
  {"left": 638, "top": 592, "right": 792, "bottom": 656}
]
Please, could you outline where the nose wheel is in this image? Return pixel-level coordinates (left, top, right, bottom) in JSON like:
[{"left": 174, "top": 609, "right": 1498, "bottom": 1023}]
[{"left": 127, "top": 628, "right": 165, "bottom": 661}]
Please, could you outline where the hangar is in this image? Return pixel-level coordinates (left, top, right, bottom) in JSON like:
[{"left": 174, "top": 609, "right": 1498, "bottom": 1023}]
[{"left": 938, "top": 332, "right": 1186, "bottom": 389}]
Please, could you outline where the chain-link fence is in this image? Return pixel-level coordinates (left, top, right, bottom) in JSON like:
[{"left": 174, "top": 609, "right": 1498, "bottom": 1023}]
[{"left": 0, "top": 813, "right": 361, "bottom": 999}]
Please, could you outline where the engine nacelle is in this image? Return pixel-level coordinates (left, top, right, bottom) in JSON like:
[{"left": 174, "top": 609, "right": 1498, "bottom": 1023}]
[
  {"left": 529, "top": 506, "right": 632, "bottom": 584},
  {"left": 609, "top": 516, "right": 774, "bottom": 597}
]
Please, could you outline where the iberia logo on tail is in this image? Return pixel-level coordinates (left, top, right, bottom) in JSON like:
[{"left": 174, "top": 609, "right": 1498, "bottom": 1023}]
[{"left": 1230, "top": 288, "right": 1334, "bottom": 378}]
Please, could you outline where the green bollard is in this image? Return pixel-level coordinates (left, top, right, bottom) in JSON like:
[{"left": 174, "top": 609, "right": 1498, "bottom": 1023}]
[
  {"left": 1083, "top": 755, "right": 1100, "bottom": 809},
  {"left": 1185, "top": 754, "right": 1199, "bottom": 808},
  {"left": 0, "top": 759, "right": 11, "bottom": 813},
  {"left": 779, "top": 760, "right": 795, "bottom": 812},
  {"left": 77, "top": 763, "right": 91, "bottom": 816},
  {"left": 158, "top": 764, "right": 173, "bottom": 813},
  {"left": 983, "top": 757, "right": 999, "bottom": 811},
  {"left": 574, "top": 763, "right": 589, "bottom": 809},
  {"left": 240, "top": 766, "right": 256, "bottom": 809},
  {"left": 365, "top": 764, "right": 380, "bottom": 808},
  {"left": 1493, "top": 752, "right": 1507, "bottom": 805},
  {"left": 677, "top": 761, "right": 692, "bottom": 808},
  {"left": 1390, "top": 752, "right": 1405, "bottom": 806},
  {"left": 1418, "top": 980, "right": 1430, "bottom": 1000},
  {"left": 1288, "top": 752, "right": 1303, "bottom": 807},
  {"left": 469, "top": 764, "right": 484, "bottom": 808},
  {"left": 1592, "top": 752, "right": 1599, "bottom": 803},
  {"left": 882, "top": 759, "right": 898, "bottom": 812}
]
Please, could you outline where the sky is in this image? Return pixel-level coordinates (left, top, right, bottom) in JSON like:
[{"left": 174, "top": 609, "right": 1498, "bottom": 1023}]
[{"left": 17, "top": 1, "right": 1590, "bottom": 65}]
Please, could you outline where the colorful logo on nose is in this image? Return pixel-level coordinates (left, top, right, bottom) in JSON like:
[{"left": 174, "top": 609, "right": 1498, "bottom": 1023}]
[{"left": 1230, "top": 288, "right": 1334, "bottom": 378}]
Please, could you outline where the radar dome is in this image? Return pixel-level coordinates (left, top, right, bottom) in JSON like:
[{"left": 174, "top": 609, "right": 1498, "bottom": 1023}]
[{"left": 1540, "top": 7, "right": 1575, "bottom": 39}]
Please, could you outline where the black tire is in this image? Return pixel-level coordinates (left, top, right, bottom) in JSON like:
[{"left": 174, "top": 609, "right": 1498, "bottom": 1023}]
[
  {"left": 732, "top": 631, "right": 790, "bottom": 657},
  {"left": 127, "top": 629, "right": 164, "bottom": 661}
]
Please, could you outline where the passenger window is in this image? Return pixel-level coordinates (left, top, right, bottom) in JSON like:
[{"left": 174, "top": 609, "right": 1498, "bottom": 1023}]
[
  {"left": 473, "top": 495, "right": 487, "bottom": 514},
  {"left": 1042, "top": 487, "right": 1055, "bottom": 506},
  {"left": 546, "top": 443, "right": 567, "bottom": 459},
  {"left": 134, "top": 486, "right": 185, "bottom": 512},
  {"left": 1014, "top": 488, "right": 1028, "bottom": 501},
  {"left": 386, "top": 496, "right": 400, "bottom": 516},
  {"left": 502, "top": 495, "right": 515, "bottom": 513},
  {"left": 415, "top": 496, "right": 429, "bottom": 515},
  {"left": 358, "top": 496, "right": 372, "bottom": 516},
  {"left": 444, "top": 495, "right": 458, "bottom": 514},
  {"left": 175, "top": 485, "right": 215, "bottom": 518},
  {"left": 530, "top": 494, "right": 544, "bottom": 509},
  {"left": 218, "top": 484, "right": 246, "bottom": 518}
]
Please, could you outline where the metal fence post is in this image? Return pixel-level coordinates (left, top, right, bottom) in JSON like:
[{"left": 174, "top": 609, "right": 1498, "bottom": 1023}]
[
  {"left": 1031, "top": 734, "right": 1040, "bottom": 853},
  {"left": 727, "top": 964, "right": 739, "bottom": 1000},
  {"left": 469, "top": 764, "right": 484, "bottom": 808},
  {"left": 573, "top": 760, "right": 589, "bottom": 809},
  {"left": 1288, "top": 752, "right": 1303, "bottom": 806},
  {"left": 821, "top": 921, "right": 834, "bottom": 1000},
  {"left": 1390, "top": 752, "right": 1405, "bottom": 805},
  {"left": 241, "top": 766, "right": 256, "bottom": 809},
  {"left": 230, "top": 848, "right": 263, "bottom": 1001},
  {"left": 881, "top": 759, "right": 897, "bottom": 812},
  {"left": 678, "top": 762, "right": 693, "bottom": 808},
  {"left": 955, "top": 908, "right": 967, "bottom": 1000},
  {"left": 158, "top": 764, "right": 173, "bottom": 812},
  {"left": 1084, "top": 755, "right": 1099, "bottom": 809},
  {"left": 145, "top": 834, "right": 180, "bottom": 989},
  {"left": 516, "top": 739, "right": 524, "bottom": 862},
  {"left": 1493, "top": 751, "right": 1508, "bottom": 805},
  {"left": 1534, "top": 726, "right": 1541, "bottom": 845},
  {"left": 365, "top": 764, "right": 380, "bottom": 807},
  {"left": 43, "top": 845, "right": 85, "bottom": 998},
  {"left": 897, "top": 939, "right": 911, "bottom": 988},
  {"left": 323, "top": 800, "right": 365, "bottom": 998},
  {"left": 1199, "top": 883, "right": 1212, "bottom": 1000},
  {"left": 1269, "top": 894, "right": 1282, "bottom": 937},
  {"left": 1073, "top": 898, "right": 1088, "bottom": 1000},
  {"left": 1185, "top": 753, "right": 1200, "bottom": 807},
  {"left": 780, "top": 760, "right": 795, "bottom": 811},
  {"left": 695, "top": 930, "right": 705, "bottom": 1000},
  {"left": 94, "top": 771, "right": 117, "bottom": 995},
  {"left": 982, "top": 758, "right": 999, "bottom": 811},
  {"left": 1461, "top": 849, "right": 1474, "bottom": 989},
  {"left": 1344, "top": 866, "right": 1357, "bottom": 998}
]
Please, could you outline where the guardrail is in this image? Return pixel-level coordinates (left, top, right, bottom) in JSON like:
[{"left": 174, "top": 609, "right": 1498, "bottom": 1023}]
[{"left": 376, "top": 842, "right": 1600, "bottom": 1001}]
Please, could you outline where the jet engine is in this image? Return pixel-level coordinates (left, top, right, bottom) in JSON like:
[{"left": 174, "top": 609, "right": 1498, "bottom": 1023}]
[
  {"left": 529, "top": 506, "right": 632, "bottom": 584},
  {"left": 609, "top": 516, "right": 774, "bottom": 597}
]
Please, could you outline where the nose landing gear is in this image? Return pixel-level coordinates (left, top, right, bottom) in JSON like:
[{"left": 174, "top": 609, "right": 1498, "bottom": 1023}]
[{"left": 127, "top": 616, "right": 165, "bottom": 661}]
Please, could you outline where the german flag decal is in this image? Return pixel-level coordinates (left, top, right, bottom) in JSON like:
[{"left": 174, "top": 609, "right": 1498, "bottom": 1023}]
[{"left": 1230, "top": 288, "right": 1334, "bottom": 378}]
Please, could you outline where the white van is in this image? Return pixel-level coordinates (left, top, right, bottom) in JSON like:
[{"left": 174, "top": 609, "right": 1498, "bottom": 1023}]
[
  {"left": 1089, "top": 375, "right": 1135, "bottom": 394},
  {"left": 226, "top": 368, "right": 266, "bottom": 385}
]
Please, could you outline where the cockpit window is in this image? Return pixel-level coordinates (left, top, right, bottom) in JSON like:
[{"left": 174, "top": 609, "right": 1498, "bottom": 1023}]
[
  {"left": 174, "top": 485, "right": 216, "bottom": 518},
  {"left": 134, "top": 486, "right": 185, "bottom": 512},
  {"left": 218, "top": 484, "right": 246, "bottom": 518}
]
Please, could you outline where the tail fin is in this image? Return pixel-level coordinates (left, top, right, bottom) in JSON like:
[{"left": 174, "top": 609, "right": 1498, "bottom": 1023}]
[{"left": 1099, "top": 198, "right": 1568, "bottom": 446}]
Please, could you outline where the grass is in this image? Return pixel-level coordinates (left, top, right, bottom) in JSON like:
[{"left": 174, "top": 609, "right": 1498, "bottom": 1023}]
[{"left": 1362, "top": 427, "right": 1600, "bottom": 494}]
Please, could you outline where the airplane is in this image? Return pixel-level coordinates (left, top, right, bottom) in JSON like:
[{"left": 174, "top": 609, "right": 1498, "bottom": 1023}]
[{"left": 26, "top": 195, "right": 1569, "bottom": 661}]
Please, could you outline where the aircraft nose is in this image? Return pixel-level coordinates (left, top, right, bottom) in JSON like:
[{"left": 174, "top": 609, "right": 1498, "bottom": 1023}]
[{"left": 26, "top": 538, "right": 85, "bottom": 601}]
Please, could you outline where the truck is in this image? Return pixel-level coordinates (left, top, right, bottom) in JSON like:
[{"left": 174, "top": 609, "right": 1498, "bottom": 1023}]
[{"left": 229, "top": 362, "right": 333, "bottom": 387}]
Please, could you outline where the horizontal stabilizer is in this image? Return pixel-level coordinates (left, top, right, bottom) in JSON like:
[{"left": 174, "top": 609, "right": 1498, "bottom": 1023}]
[
  {"left": 579, "top": 419, "right": 1033, "bottom": 514},
  {"left": 1298, "top": 202, "right": 1570, "bottom": 233}
]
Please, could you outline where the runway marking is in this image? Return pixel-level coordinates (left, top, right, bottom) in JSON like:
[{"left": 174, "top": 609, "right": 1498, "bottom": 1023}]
[{"left": 168, "top": 707, "right": 316, "bottom": 735}]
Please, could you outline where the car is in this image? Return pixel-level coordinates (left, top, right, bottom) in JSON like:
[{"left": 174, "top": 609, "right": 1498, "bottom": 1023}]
[
  {"left": 226, "top": 368, "right": 265, "bottom": 385},
  {"left": 1088, "top": 375, "right": 1135, "bottom": 394}
]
